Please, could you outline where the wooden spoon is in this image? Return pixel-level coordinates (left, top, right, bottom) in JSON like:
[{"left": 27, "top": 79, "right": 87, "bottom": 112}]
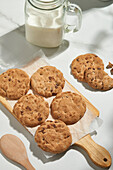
[{"left": 0, "top": 134, "right": 35, "bottom": 170}]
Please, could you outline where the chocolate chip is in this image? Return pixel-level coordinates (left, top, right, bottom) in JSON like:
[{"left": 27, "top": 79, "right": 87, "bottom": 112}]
[
  {"left": 67, "top": 135, "right": 70, "bottom": 138},
  {"left": 26, "top": 106, "right": 31, "bottom": 111},
  {"left": 79, "top": 115, "right": 82, "bottom": 119},
  {"left": 55, "top": 85, "right": 58, "bottom": 89},
  {"left": 55, "top": 120, "right": 58, "bottom": 123},
  {"left": 93, "top": 68, "right": 95, "bottom": 70},
  {"left": 76, "top": 59, "right": 79, "bottom": 61},
  {"left": 49, "top": 76, "right": 52, "bottom": 80},
  {"left": 88, "top": 67, "right": 91, "bottom": 70},
  {"left": 49, "top": 76, "right": 54, "bottom": 81},
  {"left": 52, "top": 93, "right": 57, "bottom": 96},
  {"left": 52, "top": 124, "right": 57, "bottom": 128},
  {"left": 38, "top": 117, "right": 42, "bottom": 121},
  {"left": 47, "top": 125, "right": 50, "bottom": 128},
  {"left": 110, "top": 68, "right": 113, "bottom": 75},
  {"left": 8, "top": 78, "right": 11, "bottom": 81},
  {"left": 97, "top": 68, "right": 101, "bottom": 70},
  {"left": 40, "top": 128, "right": 45, "bottom": 134},
  {"left": 20, "top": 111, "right": 24, "bottom": 115},
  {"left": 40, "top": 67, "right": 43, "bottom": 69},
  {"left": 74, "top": 67, "right": 76, "bottom": 69},
  {"left": 56, "top": 82, "right": 59, "bottom": 86}
]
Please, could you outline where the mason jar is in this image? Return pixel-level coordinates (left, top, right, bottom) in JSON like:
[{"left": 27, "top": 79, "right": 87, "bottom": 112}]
[{"left": 25, "top": 0, "right": 82, "bottom": 48}]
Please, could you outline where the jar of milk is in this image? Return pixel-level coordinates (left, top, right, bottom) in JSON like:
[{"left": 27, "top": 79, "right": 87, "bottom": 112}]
[{"left": 25, "top": 0, "right": 82, "bottom": 48}]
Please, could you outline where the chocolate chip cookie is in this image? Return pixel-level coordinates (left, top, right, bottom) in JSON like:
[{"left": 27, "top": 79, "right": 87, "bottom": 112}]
[
  {"left": 51, "top": 91, "right": 86, "bottom": 125},
  {"left": 35, "top": 120, "right": 72, "bottom": 153},
  {"left": 31, "top": 66, "right": 65, "bottom": 97},
  {"left": 0, "top": 68, "right": 30, "bottom": 100},
  {"left": 85, "top": 67, "right": 113, "bottom": 91},
  {"left": 71, "top": 53, "right": 104, "bottom": 82},
  {"left": 13, "top": 94, "right": 49, "bottom": 127}
]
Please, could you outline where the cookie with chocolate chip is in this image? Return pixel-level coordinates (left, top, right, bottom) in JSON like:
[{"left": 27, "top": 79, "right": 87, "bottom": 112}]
[
  {"left": 71, "top": 53, "right": 104, "bottom": 82},
  {"left": 85, "top": 67, "right": 113, "bottom": 91},
  {"left": 31, "top": 66, "right": 65, "bottom": 97},
  {"left": 0, "top": 68, "right": 30, "bottom": 100},
  {"left": 51, "top": 91, "right": 86, "bottom": 125},
  {"left": 35, "top": 120, "right": 72, "bottom": 153},
  {"left": 13, "top": 94, "right": 49, "bottom": 127}
]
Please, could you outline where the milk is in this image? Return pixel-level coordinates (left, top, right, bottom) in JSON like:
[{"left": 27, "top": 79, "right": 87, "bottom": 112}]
[{"left": 25, "top": 7, "right": 64, "bottom": 48}]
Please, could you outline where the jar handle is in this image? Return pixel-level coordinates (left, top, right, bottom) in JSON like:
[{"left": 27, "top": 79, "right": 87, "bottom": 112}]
[{"left": 65, "top": 3, "right": 82, "bottom": 33}]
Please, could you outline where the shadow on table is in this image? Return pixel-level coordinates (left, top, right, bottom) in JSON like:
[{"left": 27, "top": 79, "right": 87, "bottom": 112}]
[
  {"left": 0, "top": 103, "right": 111, "bottom": 170},
  {"left": 70, "top": 0, "right": 113, "bottom": 11},
  {"left": 0, "top": 25, "right": 69, "bottom": 73}
]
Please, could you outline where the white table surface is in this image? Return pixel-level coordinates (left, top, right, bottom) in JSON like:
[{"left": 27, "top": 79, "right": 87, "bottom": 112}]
[{"left": 0, "top": 0, "right": 113, "bottom": 169}]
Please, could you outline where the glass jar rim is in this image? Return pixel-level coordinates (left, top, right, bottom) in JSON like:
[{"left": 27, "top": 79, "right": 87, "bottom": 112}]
[{"left": 28, "top": 0, "right": 66, "bottom": 10}]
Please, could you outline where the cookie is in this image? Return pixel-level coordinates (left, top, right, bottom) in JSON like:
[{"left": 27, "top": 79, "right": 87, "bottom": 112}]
[
  {"left": 0, "top": 68, "right": 30, "bottom": 100},
  {"left": 13, "top": 94, "right": 49, "bottom": 127},
  {"left": 35, "top": 120, "right": 72, "bottom": 153},
  {"left": 71, "top": 53, "right": 104, "bottom": 82},
  {"left": 51, "top": 91, "right": 86, "bottom": 125},
  {"left": 85, "top": 67, "right": 113, "bottom": 90},
  {"left": 31, "top": 66, "right": 65, "bottom": 97}
]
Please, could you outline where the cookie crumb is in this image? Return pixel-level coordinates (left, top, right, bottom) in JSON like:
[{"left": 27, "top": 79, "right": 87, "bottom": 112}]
[{"left": 106, "top": 62, "right": 113, "bottom": 69}]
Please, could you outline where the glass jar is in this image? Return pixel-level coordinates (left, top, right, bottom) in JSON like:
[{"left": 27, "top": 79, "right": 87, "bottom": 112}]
[{"left": 25, "top": 0, "right": 82, "bottom": 48}]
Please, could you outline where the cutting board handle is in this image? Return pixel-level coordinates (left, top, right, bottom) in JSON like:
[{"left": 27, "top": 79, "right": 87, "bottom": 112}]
[{"left": 75, "top": 134, "right": 112, "bottom": 168}]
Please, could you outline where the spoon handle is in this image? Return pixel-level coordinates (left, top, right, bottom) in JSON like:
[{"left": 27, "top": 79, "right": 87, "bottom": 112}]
[{"left": 22, "top": 158, "right": 35, "bottom": 170}]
